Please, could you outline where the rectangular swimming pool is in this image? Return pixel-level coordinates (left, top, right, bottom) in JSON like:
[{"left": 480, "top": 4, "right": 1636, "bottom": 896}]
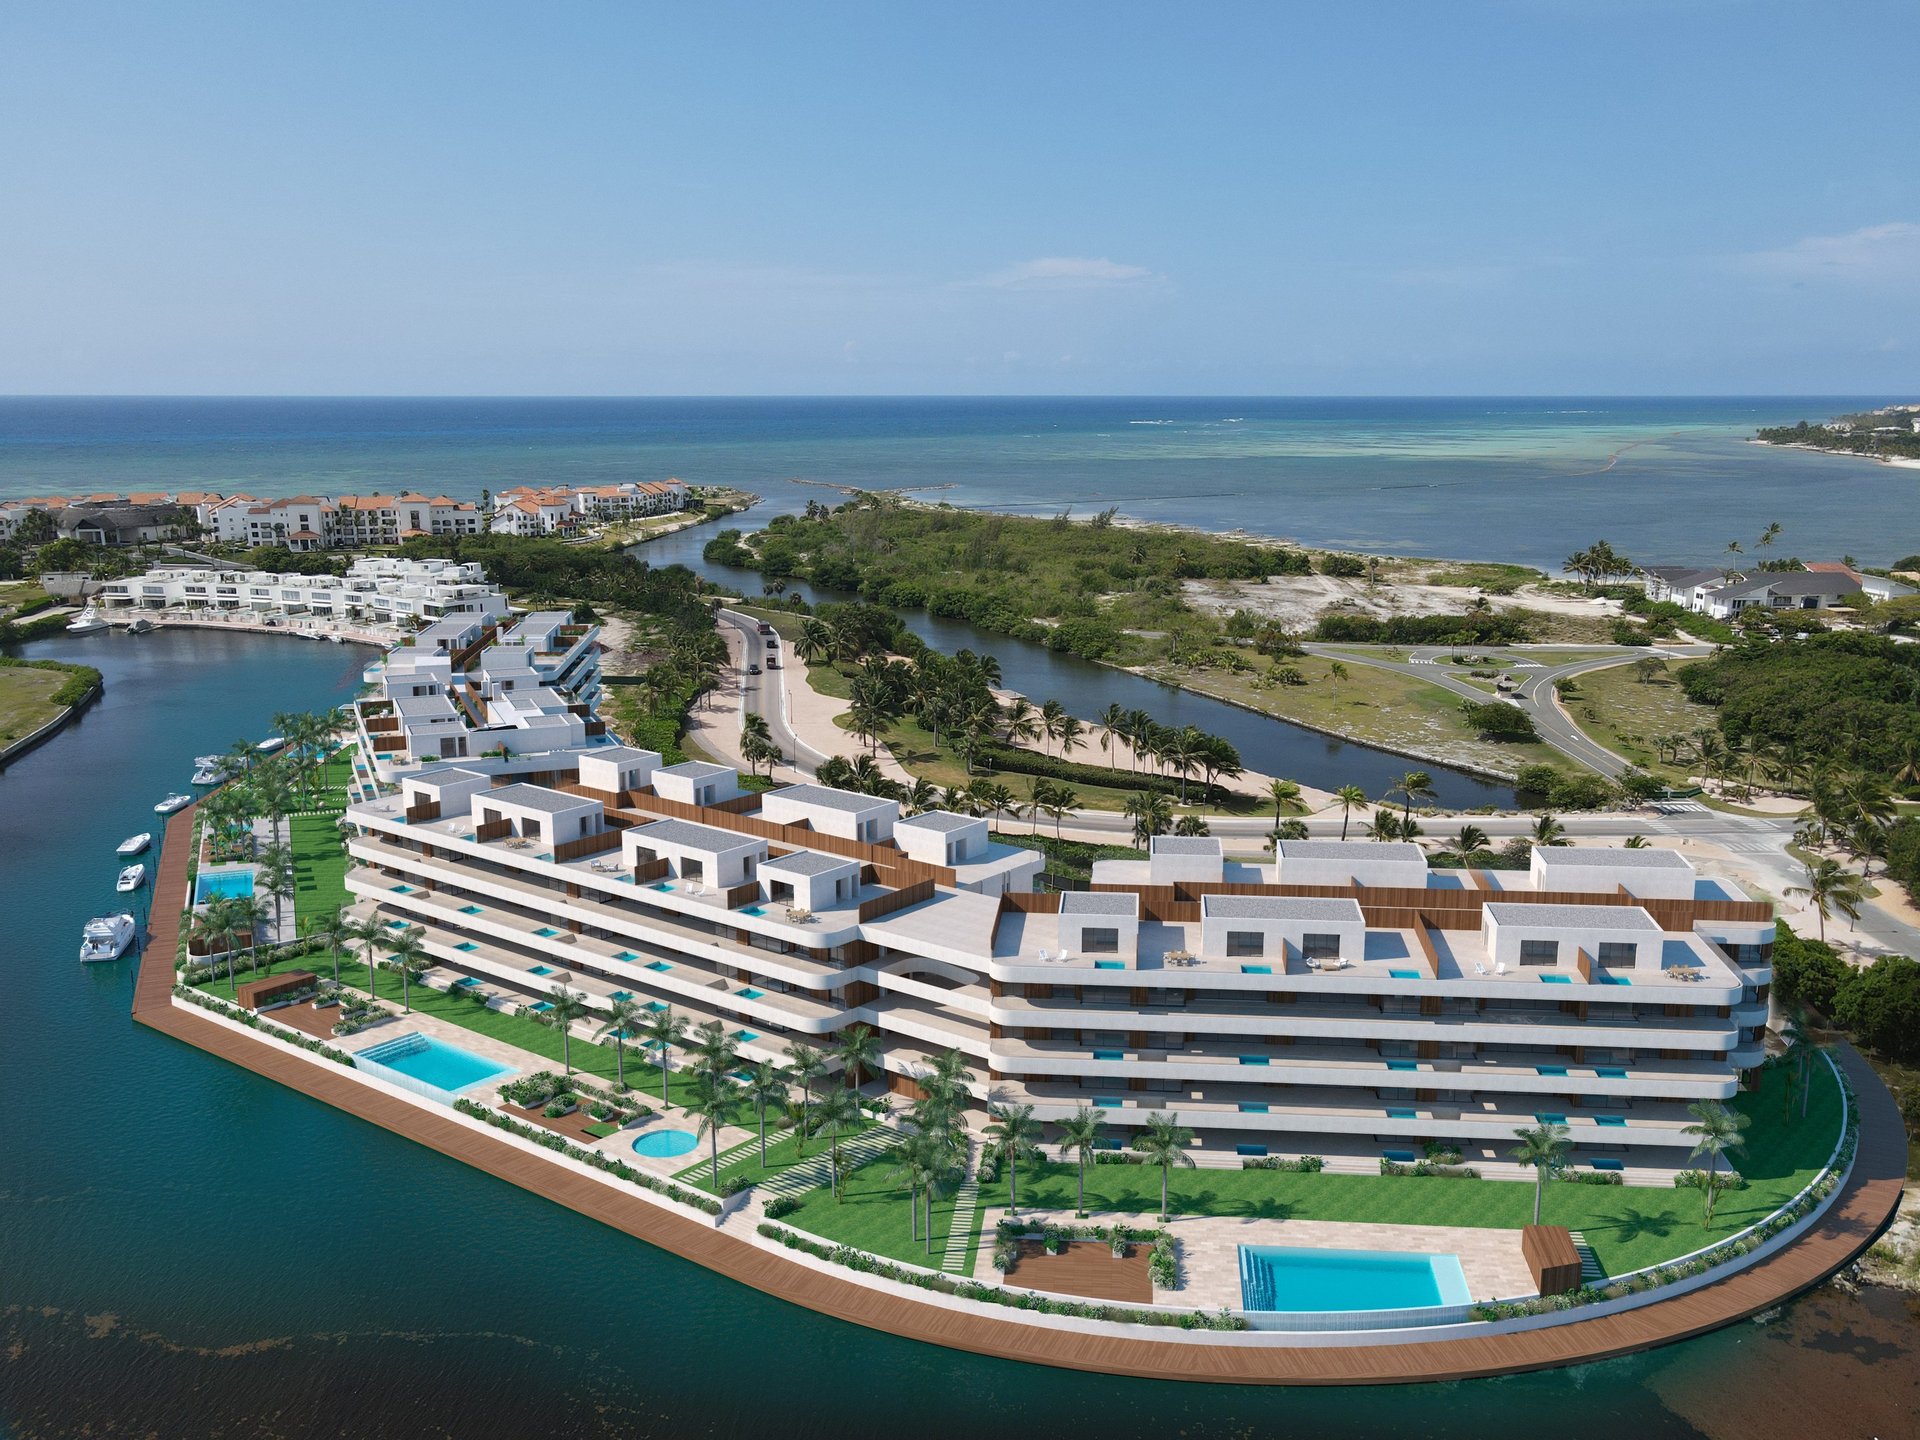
[
  {"left": 357, "top": 1033, "right": 510, "bottom": 1098},
  {"left": 194, "top": 869, "right": 255, "bottom": 903},
  {"left": 1238, "top": 1246, "right": 1471, "bottom": 1313}
]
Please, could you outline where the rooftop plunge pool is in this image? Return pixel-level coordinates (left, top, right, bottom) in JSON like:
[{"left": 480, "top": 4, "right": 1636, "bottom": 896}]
[{"left": 1238, "top": 1245, "right": 1471, "bottom": 1315}]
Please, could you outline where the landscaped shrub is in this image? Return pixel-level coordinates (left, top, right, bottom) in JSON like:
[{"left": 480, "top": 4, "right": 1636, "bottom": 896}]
[
  {"left": 752, "top": 1222, "right": 1245, "bottom": 1330},
  {"left": 1566, "top": 1169, "right": 1625, "bottom": 1186},
  {"left": 1460, "top": 700, "right": 1539, "bottom": 741},
  {"left": 1148, "top": 1236, "right": 1178, "bottom": 1290},
  {"left": 763, "top": 1194, "right": 800, "bottom": 1219},
  {"left": 1241, "top": 1154, "right": 1324, "bottom": 1172},
  {"left": 501, "top": 1071, "right": 565, "bottom": 1107},
  {"left": 172, "top": 985, "right": 358, "bottom": 1067},
  {"left": 452, "top": 1099, "right": 721, "bottom": 1215},
  {"left": 719, "top": 1174, "right": 754, "bottom": 1198}
]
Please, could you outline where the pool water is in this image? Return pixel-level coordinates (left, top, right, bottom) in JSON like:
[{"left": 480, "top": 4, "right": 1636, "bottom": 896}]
[
  {"left": 194, "top": 870, "right": 255, "bottom": 903},
  {"left": 358, "top": 1033, "right": 510, "bottom": 1096},
  {"left": 740, "top": 904, "right": 768, "bottom": 917},
  {"left": 1238, "top": 1246, "right": 1471, "bottom": 1313},
  {"left": 736, "top": 987, "right": 764, "bottom": 999},
  {"left": 631, "top": 1128, "right": 700, "bottom": 1159}
]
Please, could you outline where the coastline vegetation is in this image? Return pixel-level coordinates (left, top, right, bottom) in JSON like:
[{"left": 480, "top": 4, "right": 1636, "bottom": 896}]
[{"left": 1758, "top": 411, "right": 1920, "bottom": 462}]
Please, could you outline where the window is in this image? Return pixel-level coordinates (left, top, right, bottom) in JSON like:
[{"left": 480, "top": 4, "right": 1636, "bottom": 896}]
[
  {"left": 1519, "top": 939, "right": 1558, "bottom": 966},
  {"left": 1225, "top": 931, "right": 1264, "bottom": 958},
  {"left": 1301, "top": 933, "right": 1341, "bottom": 960},
  {"left": 682, "top": 857, "right": 704, "bottom": 880},
  {"left": 1082, "top": 927, "right": 1120, "bottom": 955},
  {"left": 1596, "top": 942, "right": 1636, "bottom": 966},
  {"left": 770, "top": 880, "right": 795, "bottom": 904}
]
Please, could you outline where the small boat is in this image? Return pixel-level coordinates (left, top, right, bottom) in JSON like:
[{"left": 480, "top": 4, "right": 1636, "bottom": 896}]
[
  {"left": 117, "top": 832, "right": 152, "bottom": 857},
  {"left": 116, "top": 863, "right": 147, "bottom": 893},
  {"left": 66, "top": 607, "right": 108, "bottom": 634},
  {"left": 256, "top": 736, "right": 286, "bottom": 754},
  {"left": 79, "top": 913, "right": 137, "bottom": 963},
  {"left": 154, "top": 793, "right": 193, "bottom": 815},
  {"left": 194, "top": 754, "right": 223, "bottom": 769},
  {"left": 127, "top": 616, "right": 155, "bottom": 634},
  {"left": 326, "top": 633, "right": 343, "bottom": 644},
  {"left": 191, "top": 765, "right": 220, "bottom": 786}
]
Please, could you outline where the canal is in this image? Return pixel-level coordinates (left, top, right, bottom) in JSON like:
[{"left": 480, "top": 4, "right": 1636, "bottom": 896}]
[{"left": 635, "top": 503, "right": 1519, "bottom": 809}]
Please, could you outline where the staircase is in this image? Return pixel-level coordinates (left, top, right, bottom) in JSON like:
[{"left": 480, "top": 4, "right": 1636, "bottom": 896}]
[
  {"left": 1568, "top": 1230, "right": 1606, "bottom": 1284},
  {"left": 941, "top": 1154, "right": 982, "bottom": 1273}
]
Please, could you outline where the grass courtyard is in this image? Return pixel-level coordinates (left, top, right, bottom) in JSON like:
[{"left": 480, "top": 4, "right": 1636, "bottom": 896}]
[
  {"left": 773, "top": 1146, "right": 987, "bottom": 1274},
  {"left": 998, "top": 1060, "right": 1844, "bottom": 1277}
]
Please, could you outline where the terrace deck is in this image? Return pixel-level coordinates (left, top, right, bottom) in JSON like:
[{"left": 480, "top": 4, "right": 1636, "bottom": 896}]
[{"left": 134, "top": 804, "right": 1906, "bottom": 1384}]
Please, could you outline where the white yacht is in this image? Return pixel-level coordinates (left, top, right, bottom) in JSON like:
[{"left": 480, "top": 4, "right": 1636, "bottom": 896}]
[
  {"left": 116, "top": 863, "right": 147, "bottom": 893},
  {"left": 66, "top": 607, "right": 108, "bottom": 635},
  {"left": 256, "top": 736, "right": 286, "bottom": 754},
  {"left": 79, "top": 913, "right": 137, "bottom": 963},
  {"left": 154, "top": 792, "right": 193, "bottom": 815},
  {"left": 191, "top": 765, "right": 221, "bottom": 786},
  {"left": 126, "top": 616, "right": 155, "bottom": 634},
  {"left": 116, "top": 832, "right": 152, "bottom": 857}
]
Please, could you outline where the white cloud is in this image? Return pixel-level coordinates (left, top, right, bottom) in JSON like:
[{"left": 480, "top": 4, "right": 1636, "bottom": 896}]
[
  {"left": 972, "top": 256, "right": 1157, "bottom": 290},
  {"left": 1741, "top": 222, "right": 1920, "bottom": 284}
]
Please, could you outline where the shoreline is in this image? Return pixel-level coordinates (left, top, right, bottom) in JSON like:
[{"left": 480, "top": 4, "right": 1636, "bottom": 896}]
[{"left": 1749, "top": 438, "right": 1920, "bottom": 471}]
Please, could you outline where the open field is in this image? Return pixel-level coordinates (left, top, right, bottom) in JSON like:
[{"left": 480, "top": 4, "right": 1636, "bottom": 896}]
[
  {"left": 1159, "top": 653, "right": 1564, "bottom": 781},
  {"left": 0, "top": 665, "right": 68, "bottom": 744},
  {"left": 1562, "top": 660, "right": 1718, "bottom": 780}
]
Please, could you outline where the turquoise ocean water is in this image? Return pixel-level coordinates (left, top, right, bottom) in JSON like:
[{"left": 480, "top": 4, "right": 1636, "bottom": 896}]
[{"left": 3, "top": 396, "right": 1916, "bottom": 568}]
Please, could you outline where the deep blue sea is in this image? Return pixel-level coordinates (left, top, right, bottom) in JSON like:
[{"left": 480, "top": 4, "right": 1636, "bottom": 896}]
[{"left": 2, "top": 396, "right": 1916, "bottom": 569}]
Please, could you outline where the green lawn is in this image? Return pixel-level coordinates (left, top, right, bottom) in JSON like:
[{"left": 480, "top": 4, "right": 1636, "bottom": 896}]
[
  {"left": 1001, "top": 1061, "right": 1843, "bottom": 1277},
  {"left": 194, "top": 949, "right": 716, "bottom": 1112},
  {"left": 777, "top": 1146, "right": 987, "bottom": 1274},
  {"left": 0, "top": 665, "right": 66, "bottom": 745},
  {"left": 289, "top": 812, "right": 350, "bottom": 922},
  {"left": 1562, "top": 660, "right": 1718, "bottom": 782},
  {"left": 672, "top": 1109, "right": 874, "bottom": 1192}
]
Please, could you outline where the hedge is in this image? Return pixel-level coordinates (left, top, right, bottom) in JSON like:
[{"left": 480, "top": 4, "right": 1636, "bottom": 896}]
[
  {"left": 453, "top": 1098, "right": 719, "bottom": 1214},
  {"left": 172, "top": 984, "right": 359, "bottom": 1066},
  {"left": 974, "top": 742, "right": 1229, "bottom": 804}
]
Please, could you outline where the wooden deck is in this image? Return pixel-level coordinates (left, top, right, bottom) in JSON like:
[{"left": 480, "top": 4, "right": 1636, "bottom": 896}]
[
  {"left": 1010, "top": 1240, "right": 1154, "bottom": 1303},
  {"left": 133, "top": 804, "right": 1908, "bottom": 1384}
]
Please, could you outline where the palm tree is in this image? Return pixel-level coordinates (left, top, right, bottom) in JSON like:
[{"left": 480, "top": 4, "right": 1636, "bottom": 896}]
[
  {"left": 1682, "top": 1100, "right": 1751, "bottom": 1225},
  {"left": 1508, "top": 1121, "right": 1570, "bottom": 1224},
  {"left": 1786, "top": 858, "right": 1867, "bottom": 943},
  {"left": 810, "top": 1085, "right": 863, "bottom": 1201},
  {"left": 299, "top": 904, "right": 353, "bottom": 988},
  {"left": 380, "top": 924, "right": 429, "bottom": 1014},
  {"left": 226, "top": 893, "right": 267, "bottom": 987},
  {"left": 1364, "top": 810, "right": 1403, "bottom": 841},
  {"left": 1173, "top": 814, "right": 1210, "bottom": 837},
  {"left": 687, "top": 1018, "right": 742, "bottom": 1086},
  {"left": 1040, "top": 782, "right": 1078, "bottom": 841},
  {"left": 598, "top": 996, "right": 645, "bottom": 1091},
  {"left": 786, "top": 1040, "right": 828, "bottom": 1108},
  {"left": 830, "top": 1023, "right": 881, "bottom": 1094},
  {"left": 1453, "top": 824, "right": 1490, "bottom": 855},
  {"left": 256, "top": 840, "right": 296, "bottom": 954},
  {"left": 1098, "top": 703, "right": 1126, "bottom": 765},
  {"left": 984, "top": 1102, "right": 1044, "bottom": 1214},
  {"left": 1531, "top": 812, "right": 1568, "bottom": 847},
  {"left": 1391, "top": 770, "right": 1435, "bottom": 824},
  {"left": 1039, "top": 699, "right": 1067, "bottom": 757},
  {"left": 539, "top": 985, "right": 588, "bottom": 1074},
  {"left": 1001, "top": 697, "right": 1041, "bottom": 747},
  {"left": 190, "top": 896, "right": 239, "bottom": 996},
  {"left": 1056, "top": 1105, "right": 1108, "bottom": 1218},
  {"left": 1267, "top": 778, "right": 1303, "bottom": 828},
  {"left": 745, "top": 1061, "right": 790, "bottom": 1167},
  {"left": 1056, "top": 714, "right": 1085, "bottom": 758},
  {"left": 342, "top": 912, "right": 387, "bottom": 998},
  {"left": 1133, "top": 1112, "right": 1196, "bottom": 1222},
  {"left": 684, "top": 1073, "right": 737, "bottom": 1191},
  {"left": 795, "top": 618, "right": 836, "bottom": 667},
  {"left": 1123, "top": 790, "right": 1172, "bottom": 850},
  {"left": 640, "top": 1005, "right": 689, "bottom": 1109},
  {"left": 1335, "top": 784, "right": 1368, "bottom": 840}
]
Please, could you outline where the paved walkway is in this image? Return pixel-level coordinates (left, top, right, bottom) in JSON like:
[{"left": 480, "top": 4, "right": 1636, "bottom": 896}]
[
  {"left": 757, "top": 1124, "right": 896, "bottom": 1199},
  {"left": 943, "top": 1150, "right": 982, "bottom": 1273}
]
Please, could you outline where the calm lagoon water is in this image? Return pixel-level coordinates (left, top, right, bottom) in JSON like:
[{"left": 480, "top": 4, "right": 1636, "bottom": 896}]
[{"left": 4, "top": 627, "right": 1918, "bottom": 1438}]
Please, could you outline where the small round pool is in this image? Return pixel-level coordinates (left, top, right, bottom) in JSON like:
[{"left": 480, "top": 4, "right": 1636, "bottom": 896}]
[{"left": 631, "top": 1128, "right": 699, "bottom": 1159}]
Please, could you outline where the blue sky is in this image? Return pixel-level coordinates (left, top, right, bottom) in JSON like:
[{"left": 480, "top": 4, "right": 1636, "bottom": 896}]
[{"left": 3, "top": 1, "right": 1916, "bottom": 395}]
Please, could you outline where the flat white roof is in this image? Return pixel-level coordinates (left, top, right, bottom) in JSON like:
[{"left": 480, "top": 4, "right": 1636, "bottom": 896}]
[
  {"left": 1276, "top": 840, "right": 1426, "bottom": 865},
  {"left": 1484, "top": 902, "right": 1661, "bottom": 930},
  {"left": 483, "top": 783, "right": 595, "bottom": 814},
  {"left": 896, "top": 810, "right": 978, "bottom": 833},
  {"left": 1536, "top": 848, "right": 1693, "bottom": 871},
  {"left": 630, "top": 817, "right": 763, "bottom": 853},
  {"left": 765, "top": 782, "right": 895, "bottom": 814},
  {"left": 1202, "top": 895, "right": 1366, "bottom": 922}
]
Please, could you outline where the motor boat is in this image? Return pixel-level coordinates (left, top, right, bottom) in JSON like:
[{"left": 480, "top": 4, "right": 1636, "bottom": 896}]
[
  {"left": 79, "top": 913, "right": 137, "bottom": 963},
  {"left": 154, "top": 792, "right": 193, "bottom": 815},
  {"left": 116, "top": 863, "right": 147, "bottom": 893},
  {"left": 117, "top": 832, "right": 153, "bottom": 857},
  {"left": 127, "top": 616, "right": 155, "bottom": 634},
  {"left": 65, "top": 607, "right": 108, "bottom": 634},
  {"left": 191, "top": 765, "right": 221, "bottom": 786},
  {"left": 256, "top": 736, "right": 286, "bottom": 754}
]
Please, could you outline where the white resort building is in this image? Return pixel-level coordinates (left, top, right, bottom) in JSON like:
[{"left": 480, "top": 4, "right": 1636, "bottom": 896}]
[
  {"left": 340, "top": 744, "right": 1775, "bottom": 1186},
  {"left": 95, "top": 557, "right": 509, "bottom": 626}
]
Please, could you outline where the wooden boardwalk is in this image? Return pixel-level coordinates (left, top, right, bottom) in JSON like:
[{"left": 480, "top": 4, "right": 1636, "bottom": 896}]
[{"left": 133, "top": 806, "right": 1908, "bottom": 1384}]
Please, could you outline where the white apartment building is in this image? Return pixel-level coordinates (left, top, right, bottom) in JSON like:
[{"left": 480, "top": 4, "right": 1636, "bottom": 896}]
[
  {"left": 355, "top": 608, "right": 605, "bottom": 773},
  {"left": 491, "top": 481, "right": 690, "bottom": 535},
  {"left": 94, "top": 557, "right": 509, "bottom": 626},
  {"left": 341, "top": 755, "right": 1774, "bottom": 1183}
]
